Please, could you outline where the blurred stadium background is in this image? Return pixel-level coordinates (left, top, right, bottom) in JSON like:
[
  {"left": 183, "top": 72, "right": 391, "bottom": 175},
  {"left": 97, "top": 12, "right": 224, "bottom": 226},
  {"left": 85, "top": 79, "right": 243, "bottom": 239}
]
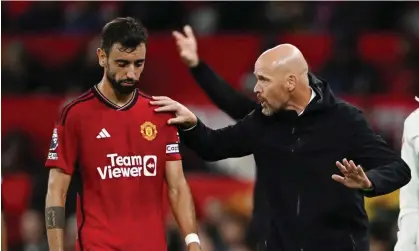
[{"left": 1, "top": 1, "right": 419, "bottom": 251}]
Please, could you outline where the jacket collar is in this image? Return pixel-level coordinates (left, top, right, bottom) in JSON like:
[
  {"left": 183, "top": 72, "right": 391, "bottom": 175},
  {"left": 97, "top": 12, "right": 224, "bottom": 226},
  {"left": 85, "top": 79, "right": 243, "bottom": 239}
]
[
  {"left": 302, "top": 72, "right": 336, "bottom": 114},
  {"left": 258, "top": 72, "right": 337, "bottom": 120}
]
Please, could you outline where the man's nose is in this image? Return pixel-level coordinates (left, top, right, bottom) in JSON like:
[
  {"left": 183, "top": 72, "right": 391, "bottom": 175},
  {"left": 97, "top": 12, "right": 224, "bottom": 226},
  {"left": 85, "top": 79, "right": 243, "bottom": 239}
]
[
  {"left": 126, "top": 67, "right": 136, "bottom": 79},
  {"left": 254, "top": 82, "right": 261, "bottom": 93}
]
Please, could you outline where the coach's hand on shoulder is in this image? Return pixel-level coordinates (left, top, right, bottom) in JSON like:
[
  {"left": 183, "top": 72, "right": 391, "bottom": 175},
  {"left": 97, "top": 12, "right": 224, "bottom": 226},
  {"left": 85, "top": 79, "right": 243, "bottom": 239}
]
[
  {"left": 332, "top": 159, "right": 373, "bottom": 190},
  {"left": 151, "top": 96, "right": 198, "bottom": 129},
  {"left": 173, "top": 25, "right": 199, "bottom": 67}
]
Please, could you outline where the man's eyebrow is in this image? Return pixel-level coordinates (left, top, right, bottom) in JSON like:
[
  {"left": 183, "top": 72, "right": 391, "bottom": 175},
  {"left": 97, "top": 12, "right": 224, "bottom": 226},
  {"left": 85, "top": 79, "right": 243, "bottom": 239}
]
[
  {"left": 114, "top": 59, "right": 145, "bottom": 63},
  {"left": 255, "top": 74, "right": 270, "bottom": 80}
]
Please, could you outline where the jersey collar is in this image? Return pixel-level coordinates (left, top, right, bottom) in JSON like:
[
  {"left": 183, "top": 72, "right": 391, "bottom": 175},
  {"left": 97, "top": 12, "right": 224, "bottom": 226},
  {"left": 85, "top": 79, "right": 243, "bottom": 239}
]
[{"left": 92, "top": 85, "right": 138, "bottom": 111}]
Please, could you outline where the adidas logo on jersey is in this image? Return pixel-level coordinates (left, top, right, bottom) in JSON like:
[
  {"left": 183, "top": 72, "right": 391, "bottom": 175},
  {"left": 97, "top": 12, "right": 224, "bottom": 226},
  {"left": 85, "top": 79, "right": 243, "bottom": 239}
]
[
  {"left": 97, "top": 153, "right": 157, "bottom": 180},
  {"left": 97, "top": 128, "right": 111, "bottom": 139}
]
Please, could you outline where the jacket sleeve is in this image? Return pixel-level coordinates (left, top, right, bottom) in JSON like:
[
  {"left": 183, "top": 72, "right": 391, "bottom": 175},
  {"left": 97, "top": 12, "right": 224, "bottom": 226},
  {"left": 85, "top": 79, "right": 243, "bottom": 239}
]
[
  {"left": 348, "top": 108, "right": 411, "bottom": 197},
  {"left": 190, "top": 61, "right": 257, "bottom": 120},
  {"left": 179, "top": 111, "right": 256, "bottom": 161},
  {"left": 395, "top": 110, "right": 419, "bottom": 251}
]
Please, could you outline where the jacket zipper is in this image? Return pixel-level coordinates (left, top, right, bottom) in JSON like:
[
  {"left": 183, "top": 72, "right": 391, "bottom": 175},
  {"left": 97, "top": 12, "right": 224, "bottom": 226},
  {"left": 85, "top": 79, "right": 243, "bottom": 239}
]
[
  {"left": 349, "top": 233, "right": 356, "bottom": 251},
  {"left": 296, "top": 195, "right": 301, "bottom": 216},
  {"left": 297, "top": 195, "right": 303, "bottom": 251},
  {"left": 293, "top": 125, "right": 303, "bottom": 250}
]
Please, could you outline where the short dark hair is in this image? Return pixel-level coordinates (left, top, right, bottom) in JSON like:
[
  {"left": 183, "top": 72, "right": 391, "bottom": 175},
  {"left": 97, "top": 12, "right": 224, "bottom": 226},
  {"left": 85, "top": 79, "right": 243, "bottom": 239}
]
[{"left": 101, "top": 17, "right": 148, "bottom": 55}]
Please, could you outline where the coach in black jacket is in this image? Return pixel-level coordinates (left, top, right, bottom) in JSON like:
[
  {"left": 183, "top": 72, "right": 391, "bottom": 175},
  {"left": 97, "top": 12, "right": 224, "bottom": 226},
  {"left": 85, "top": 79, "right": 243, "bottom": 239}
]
[
  {"left": 152, "top": 43, "right": 411, "bottom": 251},
  {"left": 173, "top": 25, "right": 269, "bottom": 249}
]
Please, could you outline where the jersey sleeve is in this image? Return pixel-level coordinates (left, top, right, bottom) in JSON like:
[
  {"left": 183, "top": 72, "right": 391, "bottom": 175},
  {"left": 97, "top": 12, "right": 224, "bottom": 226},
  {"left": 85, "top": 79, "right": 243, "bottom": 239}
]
[
  {"left": 165, "top": 124, "right": 182, "bottom": 161},
  {"left": 45, "top": 116, "right": 78, "bottom": 175}
]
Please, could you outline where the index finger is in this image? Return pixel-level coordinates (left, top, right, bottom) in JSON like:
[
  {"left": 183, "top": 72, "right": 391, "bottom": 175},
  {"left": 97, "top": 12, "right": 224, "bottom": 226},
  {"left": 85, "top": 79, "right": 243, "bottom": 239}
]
[
  {"left": 184, "top": 25, "right": 195, "bottom": 38},
  {"left": 149, "top": 100, "right": 174, "bottom": 106}
]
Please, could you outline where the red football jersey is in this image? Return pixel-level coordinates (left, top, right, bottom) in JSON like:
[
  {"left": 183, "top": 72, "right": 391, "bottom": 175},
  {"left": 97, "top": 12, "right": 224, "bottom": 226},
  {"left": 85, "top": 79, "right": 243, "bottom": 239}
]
[{"left": 45, "top": 86, "right": 181, "bottom": 251}]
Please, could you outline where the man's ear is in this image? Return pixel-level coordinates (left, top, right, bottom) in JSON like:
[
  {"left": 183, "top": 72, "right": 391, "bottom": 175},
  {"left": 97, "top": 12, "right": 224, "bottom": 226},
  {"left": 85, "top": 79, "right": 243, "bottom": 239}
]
[
  {"left": 97, "top": 48, "right": 106, "bottom": 68},
  {"left": 286, "top": 74, "right": 296, "bottom": 92}
]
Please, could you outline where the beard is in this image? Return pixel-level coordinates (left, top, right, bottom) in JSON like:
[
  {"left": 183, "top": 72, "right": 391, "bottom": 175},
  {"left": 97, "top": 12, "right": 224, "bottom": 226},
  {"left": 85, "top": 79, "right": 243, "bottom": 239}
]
[
  {"left": 106, "top": 71, "right": 139, "bottom": 95},
  {"left": 261, "top": 104, "right": 274, "bottom": 116},
  {"left": 260, "top": 100, "right": 275, "bottom": 116}
]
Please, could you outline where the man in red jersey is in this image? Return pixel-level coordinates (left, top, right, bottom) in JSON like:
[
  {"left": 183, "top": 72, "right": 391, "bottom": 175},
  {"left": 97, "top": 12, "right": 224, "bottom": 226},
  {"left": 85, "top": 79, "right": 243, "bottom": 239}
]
[{"left": 44, "top": 17, "right": 201, "bottom": 251}]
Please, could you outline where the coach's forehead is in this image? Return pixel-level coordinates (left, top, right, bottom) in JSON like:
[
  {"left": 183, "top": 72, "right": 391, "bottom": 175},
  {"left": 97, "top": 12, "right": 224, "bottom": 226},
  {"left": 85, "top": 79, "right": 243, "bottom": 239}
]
[
  {"left": 256, "top": 55, "right": 276, "bottom": 67},
  {"left": 254, "top": 54, "right": 280, "bottom": 76},
  {"left": 108, "top": 43, "right": 146, "bottom": 59}
]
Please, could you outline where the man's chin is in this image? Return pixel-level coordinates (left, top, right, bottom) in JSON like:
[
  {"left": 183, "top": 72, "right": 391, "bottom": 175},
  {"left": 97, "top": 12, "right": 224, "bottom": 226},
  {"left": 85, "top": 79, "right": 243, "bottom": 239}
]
[
  {"left": 261, "top": 107, "right": 274, "bottom": 116},
  {"left": 115, "top": 86, "right": 136, "bottom": 95}
]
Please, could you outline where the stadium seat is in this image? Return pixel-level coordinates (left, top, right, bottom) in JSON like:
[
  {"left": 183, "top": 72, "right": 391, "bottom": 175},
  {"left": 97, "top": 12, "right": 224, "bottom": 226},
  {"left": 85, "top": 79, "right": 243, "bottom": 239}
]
[
  {"left": 4, "top": 1, "right": 33, "bottom": 18},
  {"left": 199, "top": 35, "right": 261, "bottom": 89},
  {"left": 358, "top": 33, "right": 404, "bottom": 68},
  {"left": 2, "top": 35, "right": 91, "bottom": 68},
  {"left": 144, "top": 34, "right": 260, "bottom": 105}
]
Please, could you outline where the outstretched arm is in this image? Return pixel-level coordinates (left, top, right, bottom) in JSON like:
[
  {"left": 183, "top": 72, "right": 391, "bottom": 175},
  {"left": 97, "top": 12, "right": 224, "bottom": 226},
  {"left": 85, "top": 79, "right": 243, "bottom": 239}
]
[
  {"left": 173, "top": 25, "right": 256, "bottom": 120},
  {"left": 190, "top": 62, "right": 257, "bottom": 120},
  {"left": 45, "top": 168, "right": 72, "bottom": 251},
  {"left": 152, "top": 96, "right": 255, "bottom": 161},
  {"left": 165, "top": 160, "right": 200, "bottom": 250},
  {"left": 179, "top": 113, "right": 255, "bottom": 161}
]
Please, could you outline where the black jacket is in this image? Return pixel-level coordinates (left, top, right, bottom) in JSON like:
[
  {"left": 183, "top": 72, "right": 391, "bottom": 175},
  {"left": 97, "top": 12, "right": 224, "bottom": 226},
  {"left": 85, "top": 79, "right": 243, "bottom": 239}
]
[
  {"left": 180, "top": 74, "right": 411, "bottom": 251},
  {"left": 190, "top": 62, "right": 271, "bottom": 246}
]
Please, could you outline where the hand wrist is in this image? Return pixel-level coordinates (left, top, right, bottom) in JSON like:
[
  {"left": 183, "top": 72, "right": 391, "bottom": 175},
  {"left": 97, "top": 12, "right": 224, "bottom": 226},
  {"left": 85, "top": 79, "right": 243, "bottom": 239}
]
[
  {"left": 179, "top": 116, "right": 198, "bottom": 131},
  {"left": 362, "top": 180, "right": 373, "bottom": 191},
  {"left": 185, "top": 233, "right": 200, "bottom": 246},
  {"left": 188, "top": 58, "right": 199, "bottom": 68},
  {"left": 188, "top": 117, "right": 198, "bottom": 128}
]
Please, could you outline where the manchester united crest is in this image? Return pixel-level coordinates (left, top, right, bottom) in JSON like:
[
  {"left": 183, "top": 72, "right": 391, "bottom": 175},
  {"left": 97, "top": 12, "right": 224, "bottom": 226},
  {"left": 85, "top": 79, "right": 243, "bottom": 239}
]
[{"left": 141, "top": 121, "right": 157, "bottom": 141}]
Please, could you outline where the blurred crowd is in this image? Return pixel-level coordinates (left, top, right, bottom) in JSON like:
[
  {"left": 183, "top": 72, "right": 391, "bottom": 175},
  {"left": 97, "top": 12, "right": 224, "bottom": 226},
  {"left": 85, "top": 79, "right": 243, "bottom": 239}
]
[
  {"left": 2, "top": 1, "right": 419, "bottom": 95},
  {"left": 2, "top": 1, "right": 419, "bottom": 36},
  {"left": 2, "top": 1, "right": 419, "bottom": 251}
]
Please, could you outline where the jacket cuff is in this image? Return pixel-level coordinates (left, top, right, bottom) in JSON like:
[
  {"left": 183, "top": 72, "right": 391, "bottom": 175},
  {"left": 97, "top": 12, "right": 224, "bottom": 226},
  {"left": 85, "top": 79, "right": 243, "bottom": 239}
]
[
  {"left": 182, "top": 124, "right": 197, "bottom": 132},
  {"left": 190, "top": 61, "right": 205, "bottom": 73},
  {"left": 361, "top": 171, "right": 379, "bottom": 197},
  {"left": 179, "top": 119, "right": 202, "bottom": 135}
]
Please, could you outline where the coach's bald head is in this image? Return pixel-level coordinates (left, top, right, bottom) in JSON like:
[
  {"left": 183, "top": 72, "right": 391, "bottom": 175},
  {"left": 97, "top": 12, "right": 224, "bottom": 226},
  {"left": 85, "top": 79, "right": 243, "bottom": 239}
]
[{"left": 254, "top": 44, "right": 312, "bottom": 116}]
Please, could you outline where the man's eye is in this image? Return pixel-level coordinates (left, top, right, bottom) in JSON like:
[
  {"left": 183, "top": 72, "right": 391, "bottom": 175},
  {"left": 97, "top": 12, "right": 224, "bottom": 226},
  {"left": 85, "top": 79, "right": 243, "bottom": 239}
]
[{"left": 117, "top": 62, "right": 126, "bottom": 67}]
